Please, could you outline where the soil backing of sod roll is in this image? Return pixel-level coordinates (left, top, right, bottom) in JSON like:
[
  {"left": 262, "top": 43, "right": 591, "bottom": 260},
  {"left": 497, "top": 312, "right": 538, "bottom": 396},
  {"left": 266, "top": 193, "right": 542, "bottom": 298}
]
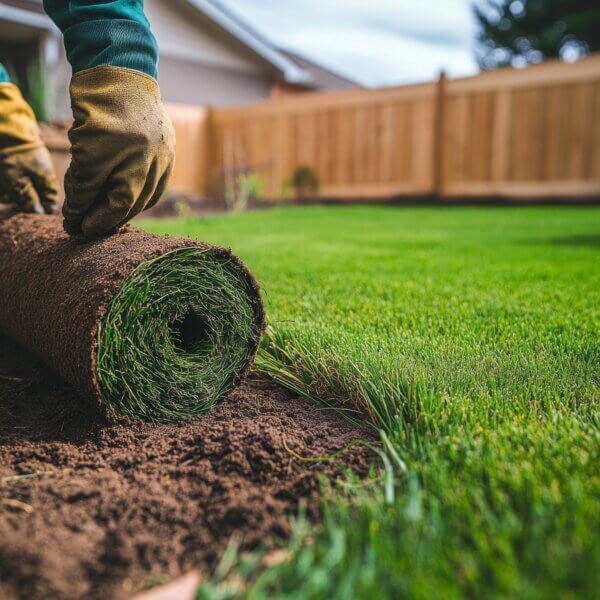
[{"left": 0, "top": 214, "right": 265, "bottom": 420}]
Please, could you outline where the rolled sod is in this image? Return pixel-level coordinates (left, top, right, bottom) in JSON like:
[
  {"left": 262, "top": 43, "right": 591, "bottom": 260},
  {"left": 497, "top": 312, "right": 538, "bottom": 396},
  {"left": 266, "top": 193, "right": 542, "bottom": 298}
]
[{"left": 0, "top": 214, "right": 265, "bottom": 421}]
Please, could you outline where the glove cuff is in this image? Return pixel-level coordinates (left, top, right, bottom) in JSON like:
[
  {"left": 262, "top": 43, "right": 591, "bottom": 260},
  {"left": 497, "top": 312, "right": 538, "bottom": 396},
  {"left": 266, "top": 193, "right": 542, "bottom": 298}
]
[
  {"left": 0, "top": 83, "right": 43, "bottom": 158},
  {"left": 70, "top": 65, "right": 162, "bottom": 102}
]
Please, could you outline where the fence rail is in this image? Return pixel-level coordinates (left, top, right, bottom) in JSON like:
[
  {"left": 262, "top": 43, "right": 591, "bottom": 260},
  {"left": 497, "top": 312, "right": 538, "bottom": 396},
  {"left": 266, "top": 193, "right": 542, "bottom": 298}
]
[{"left": 45, "top": 55, "right": 600, "bottom": 202}]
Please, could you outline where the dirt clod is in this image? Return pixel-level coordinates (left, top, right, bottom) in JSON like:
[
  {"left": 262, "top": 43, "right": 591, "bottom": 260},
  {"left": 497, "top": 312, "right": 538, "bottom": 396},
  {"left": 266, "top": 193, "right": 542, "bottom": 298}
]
[{"left": 0, "top": 336, "right": 371, "bottom": 600}]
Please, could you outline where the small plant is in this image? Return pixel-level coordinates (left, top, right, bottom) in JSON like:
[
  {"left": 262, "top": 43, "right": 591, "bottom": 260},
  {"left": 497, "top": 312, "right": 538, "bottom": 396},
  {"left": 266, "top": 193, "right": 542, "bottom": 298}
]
[
  {"left": 173, "top": 197, "right": 192, "bottom": 219},
  {"left": 225, "top": 171, "right": 265, "bottom": 212},
  {"left": 291, "top": 165, "right": 319, "bottom": 199}
]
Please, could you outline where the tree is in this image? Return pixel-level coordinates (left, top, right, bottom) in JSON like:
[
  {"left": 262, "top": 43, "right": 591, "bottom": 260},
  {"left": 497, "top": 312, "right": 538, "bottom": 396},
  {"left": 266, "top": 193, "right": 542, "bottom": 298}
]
[{"left": 473, "top": 0, "right": 600, "bottom": 70}]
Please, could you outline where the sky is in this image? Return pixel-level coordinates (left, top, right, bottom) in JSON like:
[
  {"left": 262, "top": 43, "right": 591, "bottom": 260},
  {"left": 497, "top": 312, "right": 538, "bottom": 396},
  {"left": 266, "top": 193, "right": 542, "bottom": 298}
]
[{"left": 219, "top": 0, "right": 480, "bottom": 87}]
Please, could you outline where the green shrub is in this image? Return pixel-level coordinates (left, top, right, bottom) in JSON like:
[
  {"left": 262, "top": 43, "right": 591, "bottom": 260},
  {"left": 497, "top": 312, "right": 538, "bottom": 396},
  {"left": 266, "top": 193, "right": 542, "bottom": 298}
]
[{"left": 291, "top": 165, "right": 319, "bottom": 198}]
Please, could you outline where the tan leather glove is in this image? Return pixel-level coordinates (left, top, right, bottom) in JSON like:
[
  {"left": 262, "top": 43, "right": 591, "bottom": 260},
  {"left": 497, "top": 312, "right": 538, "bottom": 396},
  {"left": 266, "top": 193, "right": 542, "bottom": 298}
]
[
  {"left": 0, "top": 83, "right": 59, "bottom": 215},
  {"left": 64, "top": 66, "right": 175, "bottom": 239}
]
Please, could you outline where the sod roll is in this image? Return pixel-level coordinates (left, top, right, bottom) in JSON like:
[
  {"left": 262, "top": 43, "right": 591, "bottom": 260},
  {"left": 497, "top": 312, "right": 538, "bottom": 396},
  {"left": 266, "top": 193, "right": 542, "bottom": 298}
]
[{"left": 0, "top": 214, "right": 265, "bottom": 421}]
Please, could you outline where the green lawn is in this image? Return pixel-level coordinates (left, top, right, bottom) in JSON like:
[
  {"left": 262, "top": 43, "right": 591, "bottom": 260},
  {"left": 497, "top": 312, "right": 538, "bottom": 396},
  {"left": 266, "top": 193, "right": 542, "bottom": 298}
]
[{"left": 140, "top": 206, "right": 599, "bottom": 599}]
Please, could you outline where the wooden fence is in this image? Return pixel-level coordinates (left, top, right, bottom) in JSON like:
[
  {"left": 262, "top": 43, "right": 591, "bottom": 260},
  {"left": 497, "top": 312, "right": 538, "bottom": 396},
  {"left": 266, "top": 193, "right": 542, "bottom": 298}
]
[
  {"left": 45, "top": 55, "right": 600, "bottom": 202},
  {"left": 208, "top": 80, "right": 439, "bottom": 200},
  {"left": 440, "top": 57, "right": 600, "bottom": 198}
]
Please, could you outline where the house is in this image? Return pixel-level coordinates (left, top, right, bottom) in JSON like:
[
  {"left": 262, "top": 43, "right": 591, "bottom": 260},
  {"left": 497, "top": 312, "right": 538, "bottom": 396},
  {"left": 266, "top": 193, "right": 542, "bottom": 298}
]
[
  {"left": 270, "top": 48, "right": 361, "bottom": 98},
  {"left": 0, "top": 0, "right": 361, "bottom": 120}
]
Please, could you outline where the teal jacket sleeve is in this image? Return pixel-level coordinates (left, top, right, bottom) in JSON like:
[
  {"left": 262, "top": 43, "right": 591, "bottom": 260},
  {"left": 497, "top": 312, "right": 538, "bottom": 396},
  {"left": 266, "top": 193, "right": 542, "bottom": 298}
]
[
  {"left": 43, "top": 1, "right": 158, "bottom": 78},
  {"left": 0, "top": 63, "right": 11, "bottom": 83}
]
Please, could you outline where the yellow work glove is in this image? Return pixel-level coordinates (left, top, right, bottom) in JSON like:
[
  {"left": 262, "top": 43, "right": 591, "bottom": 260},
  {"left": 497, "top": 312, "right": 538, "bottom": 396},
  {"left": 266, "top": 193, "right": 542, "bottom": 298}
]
[
  {"left": 64, "top": 66, "right": 175, "bottom": 239},
  {"left": 0, "top": 83, "right": 59, "bottom": 215}
]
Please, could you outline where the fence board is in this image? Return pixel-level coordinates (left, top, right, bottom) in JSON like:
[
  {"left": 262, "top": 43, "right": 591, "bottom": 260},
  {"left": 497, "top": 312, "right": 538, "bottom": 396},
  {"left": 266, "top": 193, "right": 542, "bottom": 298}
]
[{"left": 166, "top": 104, "right": 213, "bottom": 196}]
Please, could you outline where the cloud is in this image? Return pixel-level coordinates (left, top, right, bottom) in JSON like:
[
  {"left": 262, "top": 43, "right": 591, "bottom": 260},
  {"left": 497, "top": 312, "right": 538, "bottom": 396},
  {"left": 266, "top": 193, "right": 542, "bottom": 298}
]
[{"left": 218, "top": 0, "right": 479, "bottom": 86}]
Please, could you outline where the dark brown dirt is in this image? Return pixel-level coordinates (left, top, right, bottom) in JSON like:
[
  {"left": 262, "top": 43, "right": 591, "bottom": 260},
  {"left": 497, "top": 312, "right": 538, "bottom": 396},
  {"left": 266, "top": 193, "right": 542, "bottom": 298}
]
[
  {"left": 0, "top": 213, "right": 264, "bottom": 406},
  {"left": 0, "top": 336, "right": 372, "bottom": 600}
]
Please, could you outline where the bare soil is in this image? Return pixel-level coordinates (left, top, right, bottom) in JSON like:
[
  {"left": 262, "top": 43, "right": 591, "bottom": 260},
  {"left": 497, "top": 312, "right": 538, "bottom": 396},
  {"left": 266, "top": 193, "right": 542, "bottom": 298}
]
[{"left": 0, "top": 336, "right": 371, "bottom": 599}]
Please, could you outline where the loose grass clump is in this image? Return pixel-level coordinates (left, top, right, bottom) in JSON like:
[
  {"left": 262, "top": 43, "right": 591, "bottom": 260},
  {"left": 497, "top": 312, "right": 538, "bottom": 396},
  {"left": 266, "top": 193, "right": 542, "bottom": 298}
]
[{"left": 96, "top": 247, "right": 261, "bottom": 421}]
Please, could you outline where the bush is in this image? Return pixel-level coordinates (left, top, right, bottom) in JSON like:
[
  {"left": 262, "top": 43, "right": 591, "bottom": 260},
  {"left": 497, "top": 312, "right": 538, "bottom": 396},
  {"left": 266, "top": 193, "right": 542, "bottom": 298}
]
[{"left": 291, "top": 165, "right": 319, "bottom": 199}]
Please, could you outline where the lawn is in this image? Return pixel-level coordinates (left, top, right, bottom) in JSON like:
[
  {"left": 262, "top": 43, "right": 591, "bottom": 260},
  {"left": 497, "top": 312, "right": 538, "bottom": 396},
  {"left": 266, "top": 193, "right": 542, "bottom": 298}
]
[{"left": 140, "top": 206, "right": 599, "bottom": 598}]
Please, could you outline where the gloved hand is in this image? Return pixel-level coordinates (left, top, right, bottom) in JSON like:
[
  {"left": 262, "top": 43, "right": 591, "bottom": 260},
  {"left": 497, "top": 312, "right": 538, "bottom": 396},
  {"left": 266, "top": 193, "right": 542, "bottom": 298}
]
[
  {"left": 64, "top": 66, "right": 175, "bottom": 239},
  {"left": 0, "top": 83, "right": 59, "bottom": 214}
]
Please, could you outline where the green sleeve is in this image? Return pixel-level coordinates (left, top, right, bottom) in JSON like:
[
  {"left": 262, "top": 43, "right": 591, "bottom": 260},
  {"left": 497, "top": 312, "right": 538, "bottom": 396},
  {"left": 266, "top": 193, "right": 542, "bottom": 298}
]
[
  {"left": 0, "top": 63, "right": 10, "bottom": 83},
  {"left": 43, "top": 1, "right": 158, "bottom": 78}
]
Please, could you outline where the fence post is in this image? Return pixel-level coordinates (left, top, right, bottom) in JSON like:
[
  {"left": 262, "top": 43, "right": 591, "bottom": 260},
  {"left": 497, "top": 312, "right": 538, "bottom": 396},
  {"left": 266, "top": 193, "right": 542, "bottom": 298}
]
[
  {"left": 433, "top": 70, "right": 447, "bottom": 198},
  {"left": 204, "top": 107, "right": 216, "bottom": 198}
]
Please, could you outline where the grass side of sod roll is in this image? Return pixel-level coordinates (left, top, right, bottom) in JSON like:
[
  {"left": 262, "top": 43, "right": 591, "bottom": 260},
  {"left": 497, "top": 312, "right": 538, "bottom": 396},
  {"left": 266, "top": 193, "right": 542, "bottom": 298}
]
[
  {"left": 96, "top": 247, "right": 261, "bottom": 421},
  {"left": 140, "top": 206, "right": 600, "bottom": 598}
]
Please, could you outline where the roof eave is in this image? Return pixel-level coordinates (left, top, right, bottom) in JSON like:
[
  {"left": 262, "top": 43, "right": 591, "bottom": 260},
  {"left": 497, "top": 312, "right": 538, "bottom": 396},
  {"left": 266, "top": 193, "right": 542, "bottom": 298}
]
[
  {"left": 185, "top": 0, "right": 312, "bottom": 84},
  {"left": 0, "top": 3, "right": 58, "bottom": 31}
]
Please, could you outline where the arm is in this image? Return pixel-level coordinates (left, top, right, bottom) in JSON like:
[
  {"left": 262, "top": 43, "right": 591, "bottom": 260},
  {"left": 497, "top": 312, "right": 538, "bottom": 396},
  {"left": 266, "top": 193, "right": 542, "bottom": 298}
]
[
  {"left": 0, "top": 62, "right": 59, "bottom": 214},
  {"left": 43, "top": 1, "right": 174, "bottom": 239},
  {"left": 43, "top": 0, "right": 158, "bottom": 77}
]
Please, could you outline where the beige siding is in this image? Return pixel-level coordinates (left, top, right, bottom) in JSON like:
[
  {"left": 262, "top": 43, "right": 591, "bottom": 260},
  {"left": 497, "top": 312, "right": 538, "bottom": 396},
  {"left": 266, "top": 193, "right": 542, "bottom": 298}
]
[
  {"left": 158, "top": 55, "right": 272, "bottom": 107},
  {"left": 145, "top": 0, "right": 277, "bottom": 107}
]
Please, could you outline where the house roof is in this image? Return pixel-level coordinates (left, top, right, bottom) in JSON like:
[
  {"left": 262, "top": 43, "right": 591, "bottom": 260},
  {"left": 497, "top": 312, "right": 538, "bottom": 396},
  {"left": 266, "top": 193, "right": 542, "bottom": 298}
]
[
  {"left": 185, "top": 0, "right": 312, "bottom": 84},
  {"left": 0, "top": 0, "right": 57, "bottom": 32},
  {"left": 185, "top": 0, "right": 361, "bottom": 89},
  {"left": 278, "top": 48, "right": 361, "bottom": 91}
]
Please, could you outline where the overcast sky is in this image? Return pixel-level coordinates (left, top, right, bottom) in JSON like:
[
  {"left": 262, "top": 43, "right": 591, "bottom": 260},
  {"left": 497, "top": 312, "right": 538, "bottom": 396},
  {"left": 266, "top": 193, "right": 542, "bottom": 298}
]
[{"left": 219, "top": 0, "right": 480, "bottom": 87}]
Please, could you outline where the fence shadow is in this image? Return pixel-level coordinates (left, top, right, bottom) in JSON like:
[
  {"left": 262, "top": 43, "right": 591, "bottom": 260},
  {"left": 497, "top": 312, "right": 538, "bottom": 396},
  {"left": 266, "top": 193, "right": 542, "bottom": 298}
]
[{"left": 526, "top": 235, "right": 600, "bottom": 249}]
